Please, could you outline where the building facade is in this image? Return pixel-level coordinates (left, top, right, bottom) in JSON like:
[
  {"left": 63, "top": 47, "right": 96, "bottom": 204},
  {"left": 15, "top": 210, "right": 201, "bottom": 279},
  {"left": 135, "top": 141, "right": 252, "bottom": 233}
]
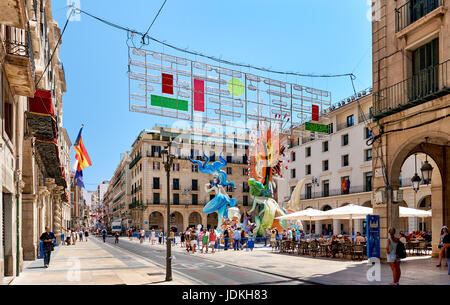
[
  {"left": 103, "top": 126, "right": 251, "bottom": 233},
  {"left": 280, "top": 91, "right": 431, "bottom": 235},
  {"left": 1, "top": 0, "right": 70, "bottom": 281},
  {"left": 370, "top": 0, "right": 449, "bottom": 258}
]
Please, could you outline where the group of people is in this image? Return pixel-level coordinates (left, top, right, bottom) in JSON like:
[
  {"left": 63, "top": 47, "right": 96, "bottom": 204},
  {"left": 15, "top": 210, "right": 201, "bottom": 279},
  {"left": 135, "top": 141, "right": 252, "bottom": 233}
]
[{"left": 63, "top": 227, "right": 89, "bottom": 245}]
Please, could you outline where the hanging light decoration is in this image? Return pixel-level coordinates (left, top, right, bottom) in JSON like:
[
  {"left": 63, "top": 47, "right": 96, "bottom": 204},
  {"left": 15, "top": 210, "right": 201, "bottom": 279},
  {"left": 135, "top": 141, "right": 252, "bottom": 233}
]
[{"left": 420, "top": 138, "right": 433, "bottom": 185}]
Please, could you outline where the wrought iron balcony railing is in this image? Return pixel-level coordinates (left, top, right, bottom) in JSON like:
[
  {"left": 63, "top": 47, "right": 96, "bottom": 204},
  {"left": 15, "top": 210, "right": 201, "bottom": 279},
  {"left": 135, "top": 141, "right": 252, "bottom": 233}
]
[
  {"left": 374, "top": 60, "right": 449, "bottom": 119},
  {"left": 300, "top": 185, "right": 371, "bottom": 200},
  {"left": 3, "top": 26, "right": 35, "bottom": 75},
  {"left": 396, "top": 0, "right": 445, "bottom": 32}
]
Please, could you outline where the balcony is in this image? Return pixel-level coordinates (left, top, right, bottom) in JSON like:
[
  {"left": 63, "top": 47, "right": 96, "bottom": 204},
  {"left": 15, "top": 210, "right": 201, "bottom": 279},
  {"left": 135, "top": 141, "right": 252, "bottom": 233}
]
[
  {"left": 374, "top": 60, "right": 449, "bottom": 119},
  {"left": 300, "top": 185, "right": 371, "bottom": 200},
  {"left": 128, "top": 152, "right": 141, "bottom": 169},
  {"left": 396, "top": 0, "right": 445, "bottom": 33},
  {"left": 131, "top": 185, "right": 142, "bottom": 194},
  {"left": 0, "top": 0, "right": 27, "bottom": 28},
  {"left": 3, "top": 28, "right": 35, "bottom": 97}
]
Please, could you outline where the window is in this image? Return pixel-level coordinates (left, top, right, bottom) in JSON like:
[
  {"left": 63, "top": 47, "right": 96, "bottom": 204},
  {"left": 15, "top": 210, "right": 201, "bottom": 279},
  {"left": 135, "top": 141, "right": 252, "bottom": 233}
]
[
  {"left": 226, "top": 167, "right": 232, "bottom": 175},
  {"left": 290, "top": 186, "right": 296, "bottom": 195},
  {"left": 192, "top": 179, "right": 198, "bottom": 191},
  {"left": 364, "top": 127, "right": 372, "bottom": 139},
  {"left": 226, "top": 185, "right": 234, "bottom": 192},
  {"left": 291, "top": 168, "right": 296, "bottom": 179},
  {"left": 192, "top": 194, "right": 198, "bottom": 205},
  {"left": 364, "top": 172, "right": 373, "bottom": 192},
  {"left": 172, "top": 163, "right": 180, "bottom": 172},
  {"left": 342, "top": 134, "right": 349, "bottom": 146},
  {"left": 306, "top": 183, "right": 312, "bottom": 199},
  {"left": 4, "top": 94, "right": 13, "bottom": 141},
  {"left": 151, "top": 145, "right": 161, "bottom": 157},
  {"left": 153, "top": 161, "right": 160, "bottom": 170},
  {"left": 153, "top": 193, "right": 160, "bottom": 204},
  {"left": 342, "top": 154, "right": 349, "bottom": 167},
  {"left": 173, "top": 178, "right": 180, "bottom": 190},
  {"left": 226, "top": 155, "right": 232, "bottom": 163},
  {"left": 369, "top": 107, "right": 373, "bottom": 119},
  {"left": 210, "top": 194, "right": 215, "bottom": 201},
  {"left": 346, "top": 114, "right": 354, "bottom": 127},
  {"left": 305, "top": 147, "right": 311, "bottom": 157},
  {"left": 328, "top": 123, "right": 334, "bottom": 134},
  {"left": 242, "top": 155, "right": 248, "bottom": 164},
  {"left": 411, "top": 38, "right": 439, "bottom": 98},
  {"left": 322, "top": 141, "right": 328, "bottom": 152},
  {"left": 173, "top": 194, "right": 179, "bottom": 205},
  {"left": 322, "top": 180, "right": 329, "bottom": 197},
  {"left": 243, "top": 196, "right": 248, "bottom": 206},
  {"left": 291, "top": 151, "right": 296, "bottom": 162},
  {"left": 243, "top": 168, "right": 248, "bottom": 176},
  {"left": 153, "top": 177, "right": 160, "bottom": 189},
  {"left": 243, "top": 182, "right": 249, "bottom": 192},
  {"left": 305, "top": 164, "right": 311, "bottom": 175},
  {"left": 210, "top": 151, "right": 216, "bottom": 162},
  {"left": 364, "top": 149, "right": 372, "bottom": 161},
  {"left": 192, "top": 164, "right": 198, "bottom": 172},
  {"left": 322, "top": 160, "right": 329, "bottom": 171}
]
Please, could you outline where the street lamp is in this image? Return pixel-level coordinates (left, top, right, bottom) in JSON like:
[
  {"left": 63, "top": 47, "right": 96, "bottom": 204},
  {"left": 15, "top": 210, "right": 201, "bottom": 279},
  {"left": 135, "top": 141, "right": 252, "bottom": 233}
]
[
  {"left": 161, "top": 142, "right": 175, "bottom": 282},
  {"left": 411, "top": 153, "right": 421, "bottom": 193},
  {"left": 420, "top": 137, "right": 433, "bottom": 185}
]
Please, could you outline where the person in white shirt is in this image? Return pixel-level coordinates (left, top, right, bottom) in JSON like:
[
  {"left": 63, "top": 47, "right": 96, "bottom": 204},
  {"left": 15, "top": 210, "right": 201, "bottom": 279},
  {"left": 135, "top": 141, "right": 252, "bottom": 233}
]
[
  {"left": 287, "top": 229, "right": 293, "bottom": 241},
  {"left": 150, "top": 229, "right": 156, "bottom": 244}
]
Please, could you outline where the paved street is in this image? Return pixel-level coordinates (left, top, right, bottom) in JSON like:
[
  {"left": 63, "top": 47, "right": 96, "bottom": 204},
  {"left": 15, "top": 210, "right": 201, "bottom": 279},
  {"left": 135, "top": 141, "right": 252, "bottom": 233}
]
[{"left": 98, "top": 236, "right": 309, "bottom": 285}]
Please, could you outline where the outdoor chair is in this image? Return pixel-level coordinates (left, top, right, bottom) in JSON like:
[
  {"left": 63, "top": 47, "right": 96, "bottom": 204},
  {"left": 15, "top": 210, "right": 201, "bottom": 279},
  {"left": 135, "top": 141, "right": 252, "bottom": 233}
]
[
  {"left": 417, "top": 241, "right": 427, "bottom": 255},
  {"left": 352, "top": 244, "right": 365, "bottom": 260},
  {"left": 309, "top": 240, "right": 319, "bottom": 257}
]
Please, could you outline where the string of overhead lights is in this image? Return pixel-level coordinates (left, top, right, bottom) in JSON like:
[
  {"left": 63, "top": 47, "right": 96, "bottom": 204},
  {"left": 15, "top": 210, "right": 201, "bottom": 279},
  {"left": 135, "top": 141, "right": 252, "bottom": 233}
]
[{"left": 69, "top": 6, "right": 357, "bottom": 83}]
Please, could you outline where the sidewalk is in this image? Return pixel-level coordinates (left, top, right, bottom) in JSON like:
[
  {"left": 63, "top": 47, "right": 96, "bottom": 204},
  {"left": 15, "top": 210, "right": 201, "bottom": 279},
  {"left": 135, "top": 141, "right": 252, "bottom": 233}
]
[
  {"left": 130, "top": 237, "right": 450, "bottom": 285},
  {"left": 10, "top": 237, "right": 193, "bottom": 285}
]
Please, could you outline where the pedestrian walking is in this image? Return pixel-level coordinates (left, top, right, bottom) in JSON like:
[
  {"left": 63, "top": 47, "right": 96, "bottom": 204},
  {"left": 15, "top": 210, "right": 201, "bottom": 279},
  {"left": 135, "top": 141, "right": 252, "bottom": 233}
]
[
  {"left": 209, "top": 229, "right": 216, "bottom": 254},
  {"left": 441, "top": 227, "right": 450, "bottom": 274},
  {"left": 115, "top": 231, "right": 119, "bottom": 244},
  {"left": 240, "top": 229, "right": 246, "bottom": 250},
  {"left": 201, "top": 229, "right": 209, "bottom": 254},
  {"left": 40, "top": 226, "right": 55, "bottom": 268},
  {"left": 233, "top": 228, "right": 241, "bottom": 251},
  {"left": 64, "top": 228, "right": 71, "bottom": 245},
  {"left": 102, "top": 229, "right": 107, "bottom": 243},
  {"left": 79, "top": 230, "right": 83, "bottom": 242},
  {"left": 185, "top": 228, "right": 191, "bottom": 252},
  {"left": 170, "top": 229, "right": 175, "bottom": 246},
  {"left": 386, "top": 228, "right": 401, "bottom": 285},
  {"left": 180, "top": 231, "right": 185, "bottom": 247},
  {"left": 436, "top": 226, "right": 448, "bottom": 267},
  {"left": 71, "top": 229, "right": 77, "bottom": 245},
  {"left": 190, "top": 229, "right": 197, "bottom": 253},
  {"left": 150, "top": 229, "right": 156, "bottom": 245},
  {"left": 84, "top": 229, "right": 89, "bottom": 242},
  {"left": 223, "top": 228, "right": 229, "bottom": 250},
  {"left": 140, "top": 229, "right": 145, "bottom": 244}
]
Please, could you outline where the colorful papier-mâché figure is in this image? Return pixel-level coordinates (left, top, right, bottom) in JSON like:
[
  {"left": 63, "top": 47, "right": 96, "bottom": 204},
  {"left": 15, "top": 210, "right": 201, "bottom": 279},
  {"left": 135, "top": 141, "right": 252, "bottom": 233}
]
[{"left": 189, "top": 153, "right": 237, "bottom": 232}]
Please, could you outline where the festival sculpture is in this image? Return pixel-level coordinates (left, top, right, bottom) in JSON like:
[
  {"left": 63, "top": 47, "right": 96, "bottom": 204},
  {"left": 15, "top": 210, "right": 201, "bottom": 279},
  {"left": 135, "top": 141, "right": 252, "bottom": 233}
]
[
  {"left": 188, "top": 153, "right": 237, "bottom": 231},
  {"left": 248, "top": 118, "right": 303, "bottom": 236}
]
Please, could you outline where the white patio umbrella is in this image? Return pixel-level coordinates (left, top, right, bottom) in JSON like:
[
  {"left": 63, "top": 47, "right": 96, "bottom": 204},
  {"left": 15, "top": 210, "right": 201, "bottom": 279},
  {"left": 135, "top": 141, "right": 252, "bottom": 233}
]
[
  {"left": 399, "top": 207, "right": 432, "bottom": 233},
  {"left": 322, "top": 204, "right": 373, "bottom": 240},
  {"left": 276, "top": 208, "right": 328, "bottom": 241}
]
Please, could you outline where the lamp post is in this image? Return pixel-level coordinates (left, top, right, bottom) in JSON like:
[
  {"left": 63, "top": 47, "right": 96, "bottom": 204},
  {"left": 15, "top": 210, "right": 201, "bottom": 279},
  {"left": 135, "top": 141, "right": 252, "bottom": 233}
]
[
  {"left": 420, "top": 137, "right": 433, "bottom": 185},
  {"left": 162, "top": 142, "right": 175, "bottom": 281}
]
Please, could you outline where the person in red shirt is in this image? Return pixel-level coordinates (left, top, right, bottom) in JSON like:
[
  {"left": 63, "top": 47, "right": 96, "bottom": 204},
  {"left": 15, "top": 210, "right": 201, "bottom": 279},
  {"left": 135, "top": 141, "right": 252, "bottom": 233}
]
[{"left": 209, "top": 229, "right": 216, "bottom": 253}]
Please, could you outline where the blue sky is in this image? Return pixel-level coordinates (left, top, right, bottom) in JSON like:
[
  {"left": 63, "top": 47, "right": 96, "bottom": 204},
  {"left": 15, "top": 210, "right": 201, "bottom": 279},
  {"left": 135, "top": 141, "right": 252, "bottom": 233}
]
[{"left": 51, "top": 0, "right": 372, "bottom": 190}]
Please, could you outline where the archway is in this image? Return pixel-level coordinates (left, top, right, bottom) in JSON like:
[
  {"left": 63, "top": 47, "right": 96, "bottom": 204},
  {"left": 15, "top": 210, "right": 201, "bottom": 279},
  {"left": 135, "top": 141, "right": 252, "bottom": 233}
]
[
  {"left": 188, "top": 212, "right": 202, "bottom": 228},
  {"left": 169, "top": 211, "right": 183, "bottom": 232},
  {"left": 384, "top": 132, "right": 448, "bottom": 257},
  {"left": 149, "top": 211, "right": 164, "bottom": 230},
  {"left": 207, "top": 212, "right": 218, "bottom": 230}
]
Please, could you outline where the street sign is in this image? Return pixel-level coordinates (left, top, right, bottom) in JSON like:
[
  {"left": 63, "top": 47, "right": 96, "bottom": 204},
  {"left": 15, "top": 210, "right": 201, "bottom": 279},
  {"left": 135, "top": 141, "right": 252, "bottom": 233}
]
[{"left": 305, "top": 121, "right": 328, "bottom": 133}]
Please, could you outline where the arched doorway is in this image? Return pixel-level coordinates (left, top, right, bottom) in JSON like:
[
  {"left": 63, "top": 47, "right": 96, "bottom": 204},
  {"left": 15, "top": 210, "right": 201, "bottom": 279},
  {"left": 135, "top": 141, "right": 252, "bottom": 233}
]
[
  {"left": 207, "top": 212, "right": 218, "bottom": 230},
  {"left": 169, "top": 211, "right": 183, "bottom": 232},
  {"left": 378, "top": 132, "right": 448, "bottom": 258},
  {"left": 188, "top": 212, "right": 202, "bottom": 229},
  {"left": 149, "top": 211, "right": 164, "bottom": 230}
]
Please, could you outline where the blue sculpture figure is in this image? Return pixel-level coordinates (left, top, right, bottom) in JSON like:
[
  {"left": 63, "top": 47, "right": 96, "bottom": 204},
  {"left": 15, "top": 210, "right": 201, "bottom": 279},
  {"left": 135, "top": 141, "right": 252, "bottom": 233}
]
[{"left": 189, "top": 154, "right": 237, "bottom": 231}]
